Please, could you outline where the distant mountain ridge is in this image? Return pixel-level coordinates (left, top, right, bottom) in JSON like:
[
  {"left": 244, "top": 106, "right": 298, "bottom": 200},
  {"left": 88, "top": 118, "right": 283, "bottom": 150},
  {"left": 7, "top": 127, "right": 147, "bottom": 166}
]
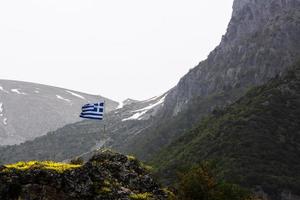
[
  {"left": 0, "top": 93, "right": 167, "bottom": 163},
  {"left": 0, "top": 80, "right": 118, "bottom": 145}
]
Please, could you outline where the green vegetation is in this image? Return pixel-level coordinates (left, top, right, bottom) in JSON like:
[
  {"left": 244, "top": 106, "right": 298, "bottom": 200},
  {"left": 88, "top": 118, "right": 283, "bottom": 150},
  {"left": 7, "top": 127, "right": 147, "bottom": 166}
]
[
  {"left": 152, "top": 63, "right": 300, "bottom": 197},
  {"left": 0, "top": 120, "right": 109, "bottom": 164},
  {"left": 129, "top": 192, "right": 153, "bottom": 200},
  {"left": 123, "top": 87, "right": 247, "bottom": 161},
  {"left": 4, "top": 161, "right": 81, "bottom": 173},
  {"left": 100, "top": 187, "right": 112, "bottom": 193},
  {"left": 175, "top": 163, "right": 255, "bottom": 200},
  {"left": 127, "top": 155, "right": 136, "bottom": 161}
]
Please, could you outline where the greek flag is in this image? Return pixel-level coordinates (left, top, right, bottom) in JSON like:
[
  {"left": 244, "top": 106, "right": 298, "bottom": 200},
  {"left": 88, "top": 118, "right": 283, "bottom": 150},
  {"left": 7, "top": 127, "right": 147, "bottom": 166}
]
[{"left": 80, "top": 102, "right": 104, "bottom": 120}]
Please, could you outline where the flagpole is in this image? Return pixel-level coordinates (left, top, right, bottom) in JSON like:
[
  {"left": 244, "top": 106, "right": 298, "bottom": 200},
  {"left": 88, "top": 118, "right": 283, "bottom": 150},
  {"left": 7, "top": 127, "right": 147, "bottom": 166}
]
[{"left": 103, "top": 99, "right": 106, "bottom": 135}]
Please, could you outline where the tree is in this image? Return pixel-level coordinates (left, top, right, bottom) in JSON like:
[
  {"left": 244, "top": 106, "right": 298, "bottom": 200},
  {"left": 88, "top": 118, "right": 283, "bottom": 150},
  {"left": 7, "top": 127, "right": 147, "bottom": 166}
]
[{"left": 177, "top": 162, "right": 255, "bottom": 200}]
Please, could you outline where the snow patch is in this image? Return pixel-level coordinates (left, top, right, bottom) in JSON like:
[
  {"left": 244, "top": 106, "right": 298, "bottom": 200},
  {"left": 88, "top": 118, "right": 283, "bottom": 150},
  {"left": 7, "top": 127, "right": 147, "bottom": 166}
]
[
  {"left": 122, "top": 94, "right": 167, "bottom": 121},
  {"left": 0, "top": 86, "right": 9, "bottom": 93},
  {"left": 0, "top": 103, "right": 6, "bottom": 121},
  {"left": 66, "top": 90, "right": 85, "bottom": 99},
  {"left": 34, "top": 88, "right": 40, "bottom": 93},
  {"left": 122, "top": 110, "right": 148, "bottom": 121},
  {"left": 11, "top": 89, "right": 26, "bottom": 95},
  {"left": 56, "top": 95, "right": 71, "bottom": 102},
  {"left": 3, "top": 118, "right": 7, "bottom": 125},
  {"left": 134, "top": 94, "right": 166, "bottom": 112},
  {"left": 117, "top": 101, "right": 124, "bottom": 109}
]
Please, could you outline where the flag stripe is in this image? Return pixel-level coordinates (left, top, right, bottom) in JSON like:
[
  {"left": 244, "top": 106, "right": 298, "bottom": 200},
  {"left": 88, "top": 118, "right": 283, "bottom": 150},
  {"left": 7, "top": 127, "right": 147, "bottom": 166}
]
[
  {"left": 81, "top": 112, "right": 103, "bottom": 116},
  {"left": 82, "top": 103, "right": 104, "bottom": 107},
  {"left": 82, "top": 108, "right": 96, "bottom": 111},
  {"left": 82, "top": 106, "right": 95, "bottom": 108},
  {"left": 82, "top": 108, "right": 104, "bottom": 112},
  {"left": 80, "top": 115, "right": 103, "bottom": 119}
]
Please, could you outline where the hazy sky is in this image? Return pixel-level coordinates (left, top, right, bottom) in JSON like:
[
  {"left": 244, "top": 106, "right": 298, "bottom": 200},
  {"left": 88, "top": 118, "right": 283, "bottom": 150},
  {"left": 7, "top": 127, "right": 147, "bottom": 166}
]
[{"left": 0, "top": 0, "right": 233, "bottom": 102}]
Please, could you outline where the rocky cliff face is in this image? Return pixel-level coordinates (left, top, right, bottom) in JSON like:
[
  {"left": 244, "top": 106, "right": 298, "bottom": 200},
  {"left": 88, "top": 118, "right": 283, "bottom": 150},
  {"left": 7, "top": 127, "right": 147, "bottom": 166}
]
[
  {"left": 164, "top": 0, "right": 300, "bottom": 115},
  {"left": 0, "top": 150, "right": 169, "bottom": 200},
  {"left": 231, "top": 0, "right": 300, "bottom": 32}
]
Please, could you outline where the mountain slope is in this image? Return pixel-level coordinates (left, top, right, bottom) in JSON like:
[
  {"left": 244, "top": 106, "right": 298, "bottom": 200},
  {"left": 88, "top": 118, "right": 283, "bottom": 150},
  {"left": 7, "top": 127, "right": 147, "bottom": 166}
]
[
  {"left": 151, "top": 63, "right": 300, "bottom": 199},
  {"left": 89, "top": 0, "right": 300, "bottom": 161},
  {"left": 113, "top": 0, "right": 300, "bottom": 160},
  {"left": 1, "top": 0, "right": 300, "bottom": 164},
  {"left": 62, "top": 0, "right": 300, "bottom": 162},
  {"left": 0, "top": 80, "right": 118, "bottom": 145},
  {"left": 0, "top": 94, "right": 167, "bottom": 164}
]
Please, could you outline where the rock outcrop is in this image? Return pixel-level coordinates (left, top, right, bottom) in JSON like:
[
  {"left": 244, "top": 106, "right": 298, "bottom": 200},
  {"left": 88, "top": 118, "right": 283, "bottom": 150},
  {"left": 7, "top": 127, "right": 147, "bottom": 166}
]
[{"left": 0, "top": 150, "right": 168, "bottom": 200}]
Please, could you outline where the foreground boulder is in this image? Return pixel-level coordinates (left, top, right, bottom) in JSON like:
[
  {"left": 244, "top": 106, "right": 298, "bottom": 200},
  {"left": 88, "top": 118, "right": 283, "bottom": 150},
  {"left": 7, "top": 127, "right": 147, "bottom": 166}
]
[{"left": 0, "top": 150, "right": 168, "bottom": 200}]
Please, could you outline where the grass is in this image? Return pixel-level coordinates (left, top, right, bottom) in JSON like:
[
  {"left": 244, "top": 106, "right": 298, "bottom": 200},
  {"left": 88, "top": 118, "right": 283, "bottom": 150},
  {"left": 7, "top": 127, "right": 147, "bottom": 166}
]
[
  {"left": 126, "top": 155, "right": 136, "bottom": 161},
  {"left": 129, "top": 192, "right": 153, "bottom": 200},
  {"left": 4, "top": 161, "right": 81, "bottom": 173}
]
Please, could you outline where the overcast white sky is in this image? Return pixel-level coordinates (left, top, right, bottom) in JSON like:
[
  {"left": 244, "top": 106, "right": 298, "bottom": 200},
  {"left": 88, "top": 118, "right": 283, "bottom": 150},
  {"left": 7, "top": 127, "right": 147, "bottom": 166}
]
[{"left": 0, "top": 0, "right": 233, "bottom": 102}]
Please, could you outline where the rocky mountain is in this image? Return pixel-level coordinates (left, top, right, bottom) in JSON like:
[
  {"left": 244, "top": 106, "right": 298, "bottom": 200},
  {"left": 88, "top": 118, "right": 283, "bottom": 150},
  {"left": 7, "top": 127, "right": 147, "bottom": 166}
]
[
  {"left": 1, "top": 0, "right": 300, "bottom": 164},
  {"left": 164, "top": 0, "right": 300, "bottom": 116},
  {"left": 0, "top": 150, "right": 169, "bottom": 200},
  {"left": 0, "top": 80, "right": 118, "bottom": 146},
  {"left": 0, "top": 1, "right": 300, "bottom": 199},
  {"left": 151, "top": 63, "right": 300, "bottom": 200},
  {"left": 1, "top": 1, "right": 300, "bottom": 200},
  {"left": 115, "top": 0, "right": 300, "bottom": 159}
]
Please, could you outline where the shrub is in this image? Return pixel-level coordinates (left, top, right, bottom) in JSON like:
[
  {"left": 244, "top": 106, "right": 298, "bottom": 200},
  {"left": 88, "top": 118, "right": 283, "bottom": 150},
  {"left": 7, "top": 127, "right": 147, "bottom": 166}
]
[
  {"left": 70, "top": 157, "right": 84, "bottom": 165},
  {"left": 177, "top": 163, "right": 253, "bottom": 200},
  {"left": 129, "top": 192, "right": 153, "bottom": 200}
]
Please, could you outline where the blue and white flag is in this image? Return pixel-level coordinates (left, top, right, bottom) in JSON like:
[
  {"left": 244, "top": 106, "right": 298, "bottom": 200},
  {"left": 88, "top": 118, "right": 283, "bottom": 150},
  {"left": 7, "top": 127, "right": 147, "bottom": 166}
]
[{"left": 80, "top": 102, "right": 104, "bottom": 120}]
